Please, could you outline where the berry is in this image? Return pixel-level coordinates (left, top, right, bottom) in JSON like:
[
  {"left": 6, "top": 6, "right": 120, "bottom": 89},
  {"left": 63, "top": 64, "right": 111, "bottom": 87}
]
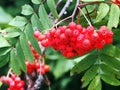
[
  {"left": 44, "top": 65, "right": 50, "bottom": 72},
  {"left": 34, "top": 30, "right": 41, "bottom": 38}
]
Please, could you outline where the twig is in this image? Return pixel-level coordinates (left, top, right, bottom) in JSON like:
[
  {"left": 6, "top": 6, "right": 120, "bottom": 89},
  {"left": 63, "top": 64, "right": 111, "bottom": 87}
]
[
  {"left": 7, "top": 68, "right": 12, "bottom": 77},
  {"left": 44, "top": 74, "right": 51, "bottom": 90},
  {"left": 59, "top": 0, "right": 72, "bottom": 18},
  {"left": 55, "top": 15, "right": 72, "bottom": 26},
  {"left": 78, "top": 1, "right": 111, "bottom": 7},
  {"left": 78, "top": 7, "right": 92, "bottom": 26},
  {"left": 84, "top": 6, "right": 93, "bottom": 25},
  {"left": 77, "top": 9, "right": 80, "bottom": 24},
  {"left": 71, "top": 0, "right": 80, "bottom": 21},
  {"left": 56, "top": 0, "right": 63, "bottom": 7}
]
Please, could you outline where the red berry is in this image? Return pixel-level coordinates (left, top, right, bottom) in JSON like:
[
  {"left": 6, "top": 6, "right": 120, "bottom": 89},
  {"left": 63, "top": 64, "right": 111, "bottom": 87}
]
[
  {"left": 38, "top": 34, "right": 46, "bottom": 41},
  {"left": 14, "top": 77, "right": 21, "bottom": 83},
  {"left": 65, "top": 28, "right": 72, "bottom": 37},
  {"left": 34, "top": 30, "right": 41, "bottom": 38},
  {"left": 82, "top": 39, "right": 92, "bottom": 49},
  {"left": 68, "top": 22, "right": 76, "bottom": 29},
  {"left": 44, "top": 65, "right": 50, "bottom": 72}
]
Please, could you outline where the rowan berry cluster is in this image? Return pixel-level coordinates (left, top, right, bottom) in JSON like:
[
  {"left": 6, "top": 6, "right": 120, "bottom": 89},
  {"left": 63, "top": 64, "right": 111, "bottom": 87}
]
[
  {"left": 1, "top": 74, "right": 25, "bottom": 90},
  {"left": 25, "top": 61, "right": 50, "bottom": 75},
  {"left": 34, "top": 22, "right": 113, "bottom": 58}
]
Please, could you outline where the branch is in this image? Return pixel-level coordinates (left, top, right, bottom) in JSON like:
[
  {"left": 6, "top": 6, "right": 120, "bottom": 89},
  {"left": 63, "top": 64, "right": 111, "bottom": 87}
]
[
  {"left": 78, "top": 1, "right": 111, "bottom": 7},
  {"left": 84, "top": 6, "right": 93, "bottom": 25},
  {"left": 78, "top": 7, "right": 92, "bottom": 26},
  {"left": 7, "top": 68, "right": 12, "bottom": 77},
  {"left": 58, "top": 0, "right": 72, "bottom": 18},
  {"left": 71, "top": 0, "right": 80, "bottom": 21},
  {"left": 56, "top": 0, "right": 63, "bottom": 7}
]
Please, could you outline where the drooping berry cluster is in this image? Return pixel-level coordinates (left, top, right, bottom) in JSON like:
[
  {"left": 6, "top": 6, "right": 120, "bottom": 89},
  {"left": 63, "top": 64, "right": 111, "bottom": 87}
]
[
  {"left": 34, "top": 22, "right": 113, "bottom": 58},
  {"left": 28, "top": 41, "right": 40, "bottom": 59},
  {"left": 25, "top": 61, "right": 50, "bottom": 75},
  {"left": 1, "top": 74, "right": 25, "bottom": 90}
]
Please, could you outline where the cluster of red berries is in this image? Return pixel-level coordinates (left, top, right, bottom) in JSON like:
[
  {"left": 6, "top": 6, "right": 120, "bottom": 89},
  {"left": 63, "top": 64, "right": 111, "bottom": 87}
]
[
  {"left": 25, "top": 61, "right": 50, "bottom": 74},
  {"left": 1, "top": 74, "right": 25, "bottom": 90},
  {"left": 34, "top": 22, "right": 113, "bottom": 58},
  {"left": 28, "top": 41, "right": 40, "bottom": 59}
]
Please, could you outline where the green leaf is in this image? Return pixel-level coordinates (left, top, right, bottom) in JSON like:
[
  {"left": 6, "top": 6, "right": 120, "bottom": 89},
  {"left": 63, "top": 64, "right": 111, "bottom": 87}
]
[
  {"left": 81, "top": 65, "right": 99, "bottom": 88},
  {"left": 101, "top": 54, "right": 120, "bottom": 70},
  {"left": 6, "top": 38, "right": 18, "bottom": 46},
  {"left": 88, "top": 75, "right": 102, "bottom": 90},
  {"left": 3, "top": 27, "right": 21, "bottom": 38},
  {"left": 100, "top": 64, "right": 120, "bottom": 77},
  {"left": 0, "top": 7, "right": 13, "bottom": 24},
  {"left": 21, "top": 4, "right": 34, "bottom": 15},
  {"left": 0, "top": 47, "right": 11, "bottom": 56},
  {"left": 0, "top": 82, "right": 2, "bottom": 87},
  {"left": 95, "top": 3, "right": 109, "bottom": 23},
  {"left": 31, "top": 0, "right": 41, "bottom": 4},
  {"left": 101, "top": 74, "right": 120, "bottom": 86},
  {"left": 38, "top": 4, "right": 52, "bottom": 30},
  {"left": 24, "top": 23, "right": 41, "bottom": 54},
  {"left": 47, "top": 0, "right": 59, "bottom": 18},
  {"left": 0, "top": 37, "right": 11, "bottom": 48},
  {"left": 16, "top": 42, "right": 27, "bottom": 73},
  {"left": 10, "top": 49, "right": 21, "bottom": 75},
  {"left": 100, "top": 45, "right": 120, "bottom": 58},
  {"left": 31, "top": 13, "right": 45, "bottom": 30},
  {"left": 0, "top": 54, "right": 9, "bottom": 68},
  {"left": 9, "top": 16, "right": 27, "bottom": 28},
  {"left": 107, "top": 4, "right": 120, "bottom": 29},
  {"left": 53, "top": 58, "right": 74, "bottom": 79},
  {"left": 20, "top": 33, "right": 34, "bottom": 63},
  {"left": 71, "top": 54, "right": 97, "bottom": 74},
  {"left": 86, "top": 0, "right": 105, "bottom": 1}
]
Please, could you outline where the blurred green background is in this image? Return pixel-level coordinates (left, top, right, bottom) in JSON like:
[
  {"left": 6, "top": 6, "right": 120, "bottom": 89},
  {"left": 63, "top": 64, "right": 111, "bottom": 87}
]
[{"left": 0, "top": 0, "right": 120, "bottom": 90}]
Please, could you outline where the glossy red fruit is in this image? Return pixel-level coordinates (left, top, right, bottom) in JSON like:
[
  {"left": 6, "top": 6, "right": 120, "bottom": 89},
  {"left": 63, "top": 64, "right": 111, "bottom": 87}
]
[
  {"left": 38, "top": 34, "right": 46, "bottom": 41},
  {"left": 44, "top": 65, "right": 50, "bottom": 72},
  {"left": 68, "top": 22, "right": 76, "bottom": 29},
  {"left": 34, "top": 30, "right": 41, "bottom": 38},
  {"left": 82, "top": 39, "right": 92, "bottom": 49},
  {"left": 14, "top": 77, "right": 21, "bottom": 83},
  {"left": 40, "top": 69, "right": 45, "bottom": 75},
  {"left": 65, "top": 28, "right": 72, "bottom": 37},
  {"left": 86, "top": 26, "right": 94, "bottom": 34}
]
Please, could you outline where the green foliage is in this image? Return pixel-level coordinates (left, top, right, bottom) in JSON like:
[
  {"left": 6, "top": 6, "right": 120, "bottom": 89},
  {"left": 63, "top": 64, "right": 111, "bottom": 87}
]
[
  {"left": 21, "top": 4, "right": 34, "bottom": 15},
  {"left": 31, "top": 13, "right": 45, "bottom": 30},
  {"left": 88, "top": 75, "right": 101, "bottom": 90},
  {"left": 38, "top": 4, "right": 52, "bottom": 30},
  {"left": 9, "top": 16, "right": 27, "bottom": 29},
  {"left": 107, "top": 4, "right": 120, "bottom": 29},
  {"left": 47, "top": 0, "right": 59, "bottom": 18},
  {"left": 24, "top": 23, "right": 41, "bottom": 54},
  {"left": 71, "top": 54, "right": 97, "bottom": 74},
  {"left": 10, "top": 49, "right": 21, "bottom": 75},
  {"left": 0, "top": 37, "right": 11, "bottom": 48},
  {"left": 20, "top": 33, "right": 34, "bottom": 63},
  {"left": 31, "top": 0, "right": 42, "bottom": 4},
  {"left": 16, "top": 42, "right": 27, "bottom": 73},
  {"left": 0, "top": 53, "right": 9, "bottom": 68},
  {"left": 0, "top": 7, "right": 13, "bottom": 24},
  {"left": 95, "top": 3, "right": 109, "bottom": 23}
]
